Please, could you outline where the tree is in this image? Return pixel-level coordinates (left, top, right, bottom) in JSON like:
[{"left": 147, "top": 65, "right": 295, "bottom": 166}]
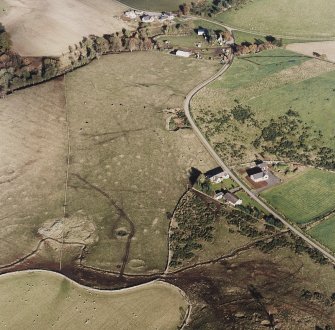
[
  {"left": 111, "top": 33, "right": 122, "bottom": 52},
  {"left": 180, "top": 3, "right": 191, "bottom": 15},
  {"left": 0, "top": 31, "right": 11, "bottom": 53},
  {"left": 128, "top": 37, "right": 137, "bottom": 52}
]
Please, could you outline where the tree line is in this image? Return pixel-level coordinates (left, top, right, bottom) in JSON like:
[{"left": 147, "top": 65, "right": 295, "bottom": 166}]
[{"left": 0, "top": 23, "right": 157, "bottom": 95}]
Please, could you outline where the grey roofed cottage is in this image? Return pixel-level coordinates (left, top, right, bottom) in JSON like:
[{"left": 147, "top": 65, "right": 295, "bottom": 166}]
[
  {"left": 224, "top": 192, "right": 242, "bottom": 206},
  {"left": 250, "top": 171, "right": 269, "bottom": 182}
]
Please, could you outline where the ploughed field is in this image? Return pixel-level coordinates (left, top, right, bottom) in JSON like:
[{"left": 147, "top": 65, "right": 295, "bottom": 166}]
[
  {"left": 261, "top": 168, "right": 335, "bottom": 224},
  {"left": 215, "top": 0, "right": 335, "bottom": 39},
  {"left": 0, "top": 270, "right": 188, "bottom": 329},
  {"left": 0, "top": 51, "right": 219, "bottom": 275},
  {"left": 0, "top": 0, "right": 131, "bottom": 56}
]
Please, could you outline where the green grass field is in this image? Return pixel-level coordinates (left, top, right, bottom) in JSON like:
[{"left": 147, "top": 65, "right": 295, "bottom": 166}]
[
  {"left": 192, "top": 48, "right": 335, "bottom": 164},
  {"left": 215, "top": 0, "right": 335, "bottom": 39},
  {"left": 0, "top": 271, "right": 187, "bottom": 329},
  {"left": 262, "top": 169, "right": 335, "bottom": 223},
  {"left": 308, "top": 215, "right": 335, "bottom": 252},
  {"left": 118, "top": 0, "right": 191, "bottom": 11}
]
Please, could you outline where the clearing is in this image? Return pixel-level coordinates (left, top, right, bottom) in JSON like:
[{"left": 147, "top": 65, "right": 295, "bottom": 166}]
[
  {"left": 261, "top": 168, "right": 335, "bottom": 224},
  {"left": 308, "top": 215, "right": 335, "bottom": 252},
  {"left": 0, "top": 0, "right": 130, "bottom": 56},
  {"left": 0, "top": 270, "right": 188, "bottom": 329},
  {"left": 215, "top": 0, "right": 335, "bottom": 39}
]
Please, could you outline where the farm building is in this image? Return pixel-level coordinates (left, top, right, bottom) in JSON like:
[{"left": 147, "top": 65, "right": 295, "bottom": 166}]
[
  {"left": 224, "top": 192, "right": 242, "bottom": 206},
  {"left": 205, "top": 167, "right": 230, "bottom": 183},
  {"left": 247, "top": 162, "right": 269, "bottom": 182},
  {"left": 175, "top": 50, "right": 192, "bottom": 58},
  {"left": 141, "top": 15, "right": 154, "bottom": 23},
  {"left": 250, "top": 171, "right": 269, "bottom": 182},
  {"left": 198, "top": 28, "right": 206, "bottom": 36},
  {"left": 159, "top": 13, "right": 174, "bottom": 21},
  {"left": 124, "top": 10, "right": 137, "bottom": 19}
]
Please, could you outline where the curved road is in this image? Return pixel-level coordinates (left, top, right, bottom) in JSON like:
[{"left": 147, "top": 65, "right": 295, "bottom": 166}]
[{"left": 184, "top": 60, "right": 335, "bottom": 265}]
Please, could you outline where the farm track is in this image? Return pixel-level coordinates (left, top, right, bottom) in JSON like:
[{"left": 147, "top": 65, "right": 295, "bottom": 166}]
[
  {"left": 71, "top": 174, "right": 135, "bottom": 277},
  {"left": 59, "top": 75, "right": 71, "bottom": 271}
]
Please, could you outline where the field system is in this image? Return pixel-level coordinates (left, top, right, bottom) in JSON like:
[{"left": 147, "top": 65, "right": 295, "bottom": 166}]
[
  {"left": 2, "top": 0, "right": 335, "bottom": 327},
  {"left": 0, "top": 51, "right": 218, "bottom": 275},
  {"left": 0, "top": 271, "right": 188, "bottom": 329}
]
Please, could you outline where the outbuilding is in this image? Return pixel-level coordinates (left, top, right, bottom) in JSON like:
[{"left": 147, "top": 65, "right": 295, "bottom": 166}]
[
  {"left": 224, "top": 192, "right": 242, "bottom": 206},
  {"left": 197, "top": 28, "right": 207, "bottom": 36},
  {"left": 175, "top": 50, "right": 192, "bottom": 58},
  {"left": 141, "top": 15, "right": 154, "bottom": 23},
  {"left": 124, "top": 10, "right": 137, "bottom": 19}
]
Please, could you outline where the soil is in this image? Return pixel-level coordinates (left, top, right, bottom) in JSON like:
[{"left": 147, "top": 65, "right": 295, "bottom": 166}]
[
  {"left": 287, "top": 41, "right": 335, "bottom": 63},
  {"left": 1, "top": 0, "right": 131, "bottom": 56}
]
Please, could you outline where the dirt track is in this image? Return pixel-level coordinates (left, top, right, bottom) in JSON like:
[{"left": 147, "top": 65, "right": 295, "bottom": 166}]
[{"left": 1, "top": 0, "right": 131, "bottom": 56}]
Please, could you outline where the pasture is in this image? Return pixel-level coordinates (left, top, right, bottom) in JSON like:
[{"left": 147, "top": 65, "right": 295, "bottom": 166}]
[
  {"left": 308, "top": 215, "right": 335, "bottom": 252},
  {"left": 65, "top": 51, "right": 219, "bottom": 274},
  {"left": 0, "top": 51, "right": 219, "bottom": 274},
  {"left": 0, "top": 78, "right": 67, "bottom": 268},
  {"left": 1, "top": 0, "right": 130, "bottom": 56},
  {"left": 215, "top": 0, "right": 335, "bottom": 39},
  {"left": 0, "top": 271, "right": 187, "bottom": 329},
  {"left": 261, "top": 169, "right": 335, "bottom": 224},
  {"left": 192, "top": 48, "right": 335, "bottom": 164}
]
